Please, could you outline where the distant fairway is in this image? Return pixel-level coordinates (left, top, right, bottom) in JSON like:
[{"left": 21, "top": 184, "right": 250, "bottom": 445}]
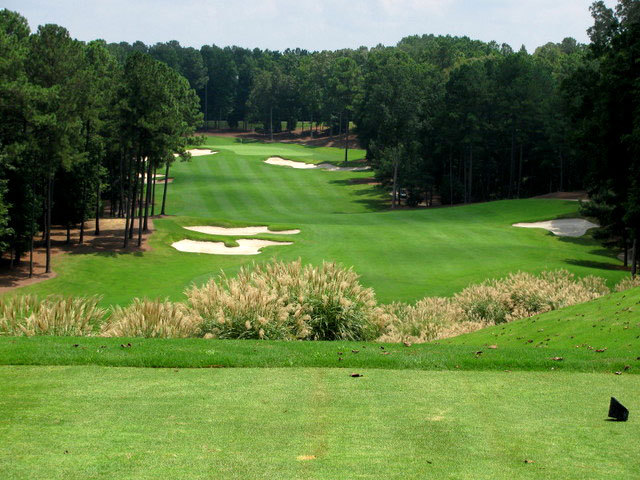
[{"left": 15, "top": 136, "right": 626, "bottom": 305}]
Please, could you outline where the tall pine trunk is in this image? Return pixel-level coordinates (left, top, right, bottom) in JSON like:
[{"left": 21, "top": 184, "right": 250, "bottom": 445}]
[
  {"left": 128, "top": 159, "right": 139, "bottom": 239},
  {"left": 517, "top": 144, "right": 523, "bottom": 199},
  {"left": 161, "top": 162, "right": 170, "bottom": 215},
  {"left": 119, "top": 149, "right": 125, "bottom": 217},
  {"left": 344, "top": 111, "right": 349, "bottom": 163},
  {"left": 509, "top": 128, "right": 515, "bottom": 198},
  {"left": 137, "top": 163, "right": 144, "bottom": 247},
  {"left": 449, "top": 148, "right": 453, "bottom": 207},
  {"left": 468, "top": 145, "right": 473, "bottom": 203},
  {"left": 45, "top": 173, "right": 53, "bottom": 274},
  {"left": 151, "top": 166, "right": 157, "bottom": 217},
  {"left": 143, "top": 158, "right": 152, "bottom": 232},
  {"left": 631, "top": 236, "right": 638, "bottom": 277},
  {"left": 95, "top": 174, "right": 100, "bottom": 235},
  {"left": 391, "top": 154, "right": 399, "bottom": 209},
  {"left": 123, "top": 154, "right": 138, "bottom": 247},
  {"left": 28, "top": 181, "right": 35, "bottom": 278}
]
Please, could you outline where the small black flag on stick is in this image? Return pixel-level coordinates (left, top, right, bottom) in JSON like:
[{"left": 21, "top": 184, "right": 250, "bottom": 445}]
[{"left": 608, "top": 397, "right": 629, "bottom": 422}]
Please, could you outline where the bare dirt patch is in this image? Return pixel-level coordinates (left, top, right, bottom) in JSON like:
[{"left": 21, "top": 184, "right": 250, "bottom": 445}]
[
  {"left": 533, "top": 191, "right": 589, "bottom": 201},
  {"left": 0, "top": 218, "right": 154, "bottom": 293}
]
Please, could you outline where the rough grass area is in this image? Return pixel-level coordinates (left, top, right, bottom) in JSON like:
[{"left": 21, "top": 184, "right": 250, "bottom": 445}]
[
  {"left": 0, "top": 366, "right": 638, "bottom": 480},
  {"left": 445, "top": 287, "right": 640, "bottom": 352},
  {"left": 1, "top": 334, "right": 637, "bottom": 374},
  {"left": 11, "top": 136, "right": 626, "bottom": 305}
]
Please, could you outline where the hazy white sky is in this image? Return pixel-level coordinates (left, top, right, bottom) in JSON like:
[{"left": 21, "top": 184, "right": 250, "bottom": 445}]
[{"left": 4, "top": 0, "right": 618, "bottom": 52}]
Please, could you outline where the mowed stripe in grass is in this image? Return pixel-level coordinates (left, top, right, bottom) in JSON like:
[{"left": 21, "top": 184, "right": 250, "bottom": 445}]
[{"left": 0, "top": 366, "right": 637, "bottom": 480}]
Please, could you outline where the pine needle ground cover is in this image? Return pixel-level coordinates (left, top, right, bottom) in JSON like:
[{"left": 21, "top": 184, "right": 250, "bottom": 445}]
[{"left": 13, "top": 137, "right": 626, "bottom": 305}]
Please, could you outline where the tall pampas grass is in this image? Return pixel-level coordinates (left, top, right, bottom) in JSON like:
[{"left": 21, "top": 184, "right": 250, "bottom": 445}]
[
  {"left": 187, "top": 260, "right": 384, "bottom": 340},
  {"left": 101, "top": 299, "right": 201, "bottom": 338},
  {"left": 379, "top": 270, "right": 610, "bottom": 343},
  {"left": 0, "top": 295, "right": 104, "bottom": 336},
  {"left": 615, "top": 275, "right": 640, "bottom": 292}
]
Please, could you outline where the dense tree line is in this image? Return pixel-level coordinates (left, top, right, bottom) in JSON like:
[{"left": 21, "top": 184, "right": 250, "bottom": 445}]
[
  {"left": 570, "top": 0, "right": 640, "bottom": 275},
  {"left": 0, "top": 10, "right": 202, "bottom": 274}
]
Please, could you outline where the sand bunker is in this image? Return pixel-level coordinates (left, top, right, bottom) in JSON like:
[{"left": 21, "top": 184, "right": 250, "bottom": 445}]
[
  {"left": 172, "top": 239, "right": 292, "bottom": 255},
  {"left": 184, "top": 226, "right": 300, "bottom": 236},
  {"left": 513, "top": 218, "right": 599, "bottom": 237},
  {"left": 174, "top": 149, "right": 218, "bottom": 158},
  {"left": 317, "top": 163, "right": 371, "bottom": 172},
  {"left": 265, "top": 157, "right": 370, "bottom": 171},
  {"left": 265, "top": 157, "right": 317, "bottom": 169}
]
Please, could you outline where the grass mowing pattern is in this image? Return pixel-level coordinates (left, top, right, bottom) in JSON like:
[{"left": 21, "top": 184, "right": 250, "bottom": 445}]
[
  {"left": 1, "top": 366, "right": 638, "bottom": 479},
  {"left": 12, "top": 136, "right": 626, "bottom": 305}
]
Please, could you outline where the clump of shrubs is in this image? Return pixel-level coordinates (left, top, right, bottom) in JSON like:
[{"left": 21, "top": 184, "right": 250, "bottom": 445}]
[
  {"left": 186, "top": 260, "right": 385, "bottom": 340},
  {"left": 379, "top": 270, "right": 610, "bottom": 344},
  {"left": 0, "top": 294, "right": 104, "bottom": 336}
]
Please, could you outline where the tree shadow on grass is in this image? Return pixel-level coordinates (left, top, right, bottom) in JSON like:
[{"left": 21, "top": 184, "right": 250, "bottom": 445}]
[
  {"left": 328, "top": 178, "right": 388, "bottom": 211},
  {"left": 563, "top": 258, "right": 628, "bottom": 271}
]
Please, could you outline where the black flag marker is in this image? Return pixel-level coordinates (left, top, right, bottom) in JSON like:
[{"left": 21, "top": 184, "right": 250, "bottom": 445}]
[{"left": 608, "top": 397, "right": 629, "bottom": 422}]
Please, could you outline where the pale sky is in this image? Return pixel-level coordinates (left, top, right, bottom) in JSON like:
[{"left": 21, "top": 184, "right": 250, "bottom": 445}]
[{"left": 3, "top": 0, "right": 618, "bottom": 52}]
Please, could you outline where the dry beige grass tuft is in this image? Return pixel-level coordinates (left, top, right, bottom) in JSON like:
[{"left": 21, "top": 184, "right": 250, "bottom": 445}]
[
  {"left": 379, "top": 270, "right": 611, "bottom": 343},
  {"left": 0, "top": 295, "right": 104, "bottom": 336},
  {"left": 101, "top": 299, "right": 201, "bottom": 338},
  {"left": 187, "top": 260, "right": 384, "bottom": 340},
  {"left": 615, "top": 275, "right": 640, "bottom": 292}
]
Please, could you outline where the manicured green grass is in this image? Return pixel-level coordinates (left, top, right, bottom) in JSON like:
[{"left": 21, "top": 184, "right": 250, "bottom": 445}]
[
  {"left": 446, "top": 287, "right": 640, "bottom": 352},
  {"left": 1, "top": 366, "right": 637, "bottom": 479},
  {"left": 12, "top": 136, "right": 626, "bottom": 306}
]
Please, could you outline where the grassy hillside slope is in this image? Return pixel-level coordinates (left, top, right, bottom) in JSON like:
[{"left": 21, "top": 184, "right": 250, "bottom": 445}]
[{"left": 445, "top": 287, "right": 640, "bottom": 352}]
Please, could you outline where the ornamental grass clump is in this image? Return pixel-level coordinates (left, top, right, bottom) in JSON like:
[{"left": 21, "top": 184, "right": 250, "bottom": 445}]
[
  {"left": 453, "top": 270, "right": 609, "bottom": 325},
  {"left": 0, "top": 294, "right": 104, "bottom": 336},
  {"left": 379, "top": 270, "right": 610, "bottom": 344},
  {"left": 101, "top": 299, "right": 201, "bottom": 338},
  {"left": 377, "top": 297, "right": 480, "bottom": 344},
  {"left": 186, "top": 260, "right": 384, "bottom": 340},
  {"left": 615, "top": 275, "right": 640, "bottom": 292}
]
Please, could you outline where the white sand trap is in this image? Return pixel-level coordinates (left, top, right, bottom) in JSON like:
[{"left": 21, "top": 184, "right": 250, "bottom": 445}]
[
  {"left": 513, "top": 218, "right": 599, "bottom": 237},
  {"left": 174, "top": 149, "right": 218, "bottom": 158},
  {"left": 317, "top": 163, "right": 371, "bottom": 172},
  {"left": 265, "top": 157, "right": 317, "bottom": 169},
  {"left": 184, "top": 226, "right": 300, "bottom": 236},
  {"left": 265, "top": 157, "right": 371, "bottom": 171},
  {"left": 172, "top": 239, "right": 292, "bottom": 255}
]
